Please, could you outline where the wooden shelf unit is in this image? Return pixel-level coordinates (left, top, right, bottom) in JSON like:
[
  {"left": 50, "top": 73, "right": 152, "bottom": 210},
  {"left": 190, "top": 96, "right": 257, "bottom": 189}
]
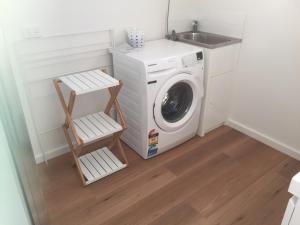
[{"left": 54, "top": 69, "right": 128, "bottom": 186}]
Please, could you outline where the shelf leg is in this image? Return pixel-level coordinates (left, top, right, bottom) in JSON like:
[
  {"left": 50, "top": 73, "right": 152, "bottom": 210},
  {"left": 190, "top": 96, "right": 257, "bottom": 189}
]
[
  {"left": 109, "top": 132, "right": 128, "bottom": 165},
  {"left": 71, "top": 151, "right": 87, "bottom": 186},
  {"left": 54, "top": 79, "right": 82, "bottom": 145},
  {"left": 65, "top": 91, "right": 76, "bottom": 128},
  {"left": 105, "top": 85, "right": 122, "bottom": 115},
  {"left": 117, "top": 137, "right": 128, "bottom": 165},
  {"left": 63, "top": 125, "right": 86, "bottom": 185}
]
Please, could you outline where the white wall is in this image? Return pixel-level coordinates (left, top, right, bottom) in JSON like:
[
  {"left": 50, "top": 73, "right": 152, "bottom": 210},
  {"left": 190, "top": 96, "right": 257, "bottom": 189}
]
[
  {"left": 1, "top": 0, "right": 169, "bottom": 163},
  {"left": 2, "top": 0, "right": 168, "bottom": 44},
  {"left": 0, "top": 121, "right": 32, "bottom": 225},
  {"left": 170, "top": 0, "right": 300, "bottom": 159},
  {"left": 228, "top": 0, "right": 300, "bottom": 159}
]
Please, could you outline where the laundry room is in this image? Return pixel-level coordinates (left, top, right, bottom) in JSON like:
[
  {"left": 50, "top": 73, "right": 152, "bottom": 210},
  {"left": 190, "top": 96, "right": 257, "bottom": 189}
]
[{"left": 1, "top": 0, "right": 300, "bottom": 225}]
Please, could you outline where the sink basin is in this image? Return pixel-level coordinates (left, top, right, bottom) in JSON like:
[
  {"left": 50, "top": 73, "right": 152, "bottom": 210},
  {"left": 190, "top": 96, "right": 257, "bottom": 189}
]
[{"left": 176, "top": 31, "right": 241, "bottom": 49}]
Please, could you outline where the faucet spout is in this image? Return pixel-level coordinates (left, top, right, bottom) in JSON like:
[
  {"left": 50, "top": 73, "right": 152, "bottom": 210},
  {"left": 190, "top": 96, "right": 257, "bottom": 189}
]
[
  {"left": 192, "top": 20, "right": 199, "bottom": 32},
  {"left": 171, "top": 30, "right": 177, "bottom": 41}
]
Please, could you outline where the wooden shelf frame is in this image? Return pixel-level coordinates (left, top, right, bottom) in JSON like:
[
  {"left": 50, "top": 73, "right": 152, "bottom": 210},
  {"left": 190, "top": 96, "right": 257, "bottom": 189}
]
[{"left": 53, "top": 70, "right": 128, "bottom": 186}]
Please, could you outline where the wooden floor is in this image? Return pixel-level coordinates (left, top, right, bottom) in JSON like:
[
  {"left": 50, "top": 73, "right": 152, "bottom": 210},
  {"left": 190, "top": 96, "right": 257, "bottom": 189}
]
[{"left": 39, "top": 126, "right": 300, "bottom": 225}]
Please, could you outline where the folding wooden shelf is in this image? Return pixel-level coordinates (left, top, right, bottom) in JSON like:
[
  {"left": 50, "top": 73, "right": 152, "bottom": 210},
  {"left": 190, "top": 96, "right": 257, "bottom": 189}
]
[{"left": 53, "top": 69, "right": 128, "bottom": 186}]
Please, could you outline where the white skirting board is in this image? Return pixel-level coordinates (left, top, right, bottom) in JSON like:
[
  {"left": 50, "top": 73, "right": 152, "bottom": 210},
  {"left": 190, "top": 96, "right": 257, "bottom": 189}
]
[
  {"left": 226, "top": 118, "right": 300, "bottom": 161},
  {"left": 34, "top": 145, "right": 69, "bottom": 164}
]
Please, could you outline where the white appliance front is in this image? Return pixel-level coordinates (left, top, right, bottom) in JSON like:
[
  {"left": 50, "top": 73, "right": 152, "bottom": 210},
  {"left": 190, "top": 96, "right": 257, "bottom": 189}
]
[
  {"left": 112, "top": 39, "right": 204, "bottom": 159},
  {"left": 153, "top": 72, "right": 199, "bottom": 132},
  {"left": 282, "top": 172, "right": 300, "bottom": 225},
  {"left": 145, "top": 64, "right": 203, "bottom": 159}
]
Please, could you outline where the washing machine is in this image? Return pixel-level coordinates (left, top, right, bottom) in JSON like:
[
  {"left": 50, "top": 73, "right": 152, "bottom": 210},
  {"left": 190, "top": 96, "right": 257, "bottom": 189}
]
[{"left": 112, "top": 39, "right": 204, "bottom": 159}]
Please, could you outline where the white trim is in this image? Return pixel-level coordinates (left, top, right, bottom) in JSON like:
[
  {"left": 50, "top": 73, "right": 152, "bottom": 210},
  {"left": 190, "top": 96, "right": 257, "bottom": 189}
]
[
  {"left": 226, "top": 118, "right": 300, "bottom": 161},
  {"left": 31, "top": 28, "right": 113, "bottom": 39},
  {"left": 34, "top": 145, "right": 69, "bottom": 164}
]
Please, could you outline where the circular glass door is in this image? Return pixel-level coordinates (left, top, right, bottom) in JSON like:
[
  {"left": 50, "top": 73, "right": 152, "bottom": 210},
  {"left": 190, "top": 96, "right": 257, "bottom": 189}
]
[
  {"left": 161, "top": 82, "right": 193, "bottom": 123},
  {"left": 153, "top": 73, "right": 199, "bottom": 132}
]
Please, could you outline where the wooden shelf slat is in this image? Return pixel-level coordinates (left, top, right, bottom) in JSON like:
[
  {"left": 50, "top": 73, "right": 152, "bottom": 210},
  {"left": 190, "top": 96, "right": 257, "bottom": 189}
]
[
  {"left": 79, "top": 147, "right": 127, "bottom": 185},
  {"left": 60, "top": 69, "right": 119, "bottom": 95},
  {"left": 73, "top": 112, "right": 122, "bottom": 144}
]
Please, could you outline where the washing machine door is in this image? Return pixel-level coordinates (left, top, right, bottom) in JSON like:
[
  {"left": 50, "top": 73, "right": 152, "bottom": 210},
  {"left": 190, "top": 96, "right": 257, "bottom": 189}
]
[{"left": 153, "top": 73, "right": 199, "bottom": 132}]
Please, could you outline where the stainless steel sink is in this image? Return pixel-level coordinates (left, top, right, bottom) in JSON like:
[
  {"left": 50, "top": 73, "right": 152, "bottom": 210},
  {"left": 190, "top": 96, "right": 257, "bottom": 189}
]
[{"left": 176, "top": 31, "right": 241, "bottom": 49}]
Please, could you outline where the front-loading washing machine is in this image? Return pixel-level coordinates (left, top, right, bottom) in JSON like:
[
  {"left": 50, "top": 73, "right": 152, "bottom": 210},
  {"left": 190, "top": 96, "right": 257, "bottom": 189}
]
[{"left": 112, "top": 39, "right": 204, "bottom": 159}]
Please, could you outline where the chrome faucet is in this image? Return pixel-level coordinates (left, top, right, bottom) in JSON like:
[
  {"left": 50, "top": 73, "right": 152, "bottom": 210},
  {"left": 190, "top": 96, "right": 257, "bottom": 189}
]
[
  {"left": 170, "top": 30, "right": 177, "bottom": 41},
  {"left": 192, "top": 20, "right": 199, "bottom": 32}
]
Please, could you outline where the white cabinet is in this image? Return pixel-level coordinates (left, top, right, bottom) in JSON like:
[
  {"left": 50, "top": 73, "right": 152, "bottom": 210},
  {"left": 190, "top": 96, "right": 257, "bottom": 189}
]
[
  {"left": 198, "top": 44, "right": 240, "bottom": 136},
  {"left": 282, "top": 172, "right": 300, "bottom": 225}
]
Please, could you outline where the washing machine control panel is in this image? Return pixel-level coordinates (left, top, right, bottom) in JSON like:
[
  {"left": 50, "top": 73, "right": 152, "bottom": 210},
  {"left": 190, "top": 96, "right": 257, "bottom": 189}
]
[{"left": 182, "top": 51, "right": 204, "bottom": 68}]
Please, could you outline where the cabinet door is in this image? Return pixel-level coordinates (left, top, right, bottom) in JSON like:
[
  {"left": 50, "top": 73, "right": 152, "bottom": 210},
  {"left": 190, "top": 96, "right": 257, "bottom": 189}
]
[
  {"left": 289, "top": 197, "right": 300, "bottom": 225},
  {"left": 205, "top": 45, "right": 239, "bottom": 77},
  {"left": 203, "top": 72, "right": 233, "bottom": 132},
  {"left": 281, "top": 196, "right": 296, "bottom": 225}
]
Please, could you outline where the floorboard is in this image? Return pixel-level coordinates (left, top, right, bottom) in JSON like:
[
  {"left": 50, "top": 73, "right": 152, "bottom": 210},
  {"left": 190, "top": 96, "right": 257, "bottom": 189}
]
[{"left": 39, "top": 126, "right": 299, "bottom": 225}]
